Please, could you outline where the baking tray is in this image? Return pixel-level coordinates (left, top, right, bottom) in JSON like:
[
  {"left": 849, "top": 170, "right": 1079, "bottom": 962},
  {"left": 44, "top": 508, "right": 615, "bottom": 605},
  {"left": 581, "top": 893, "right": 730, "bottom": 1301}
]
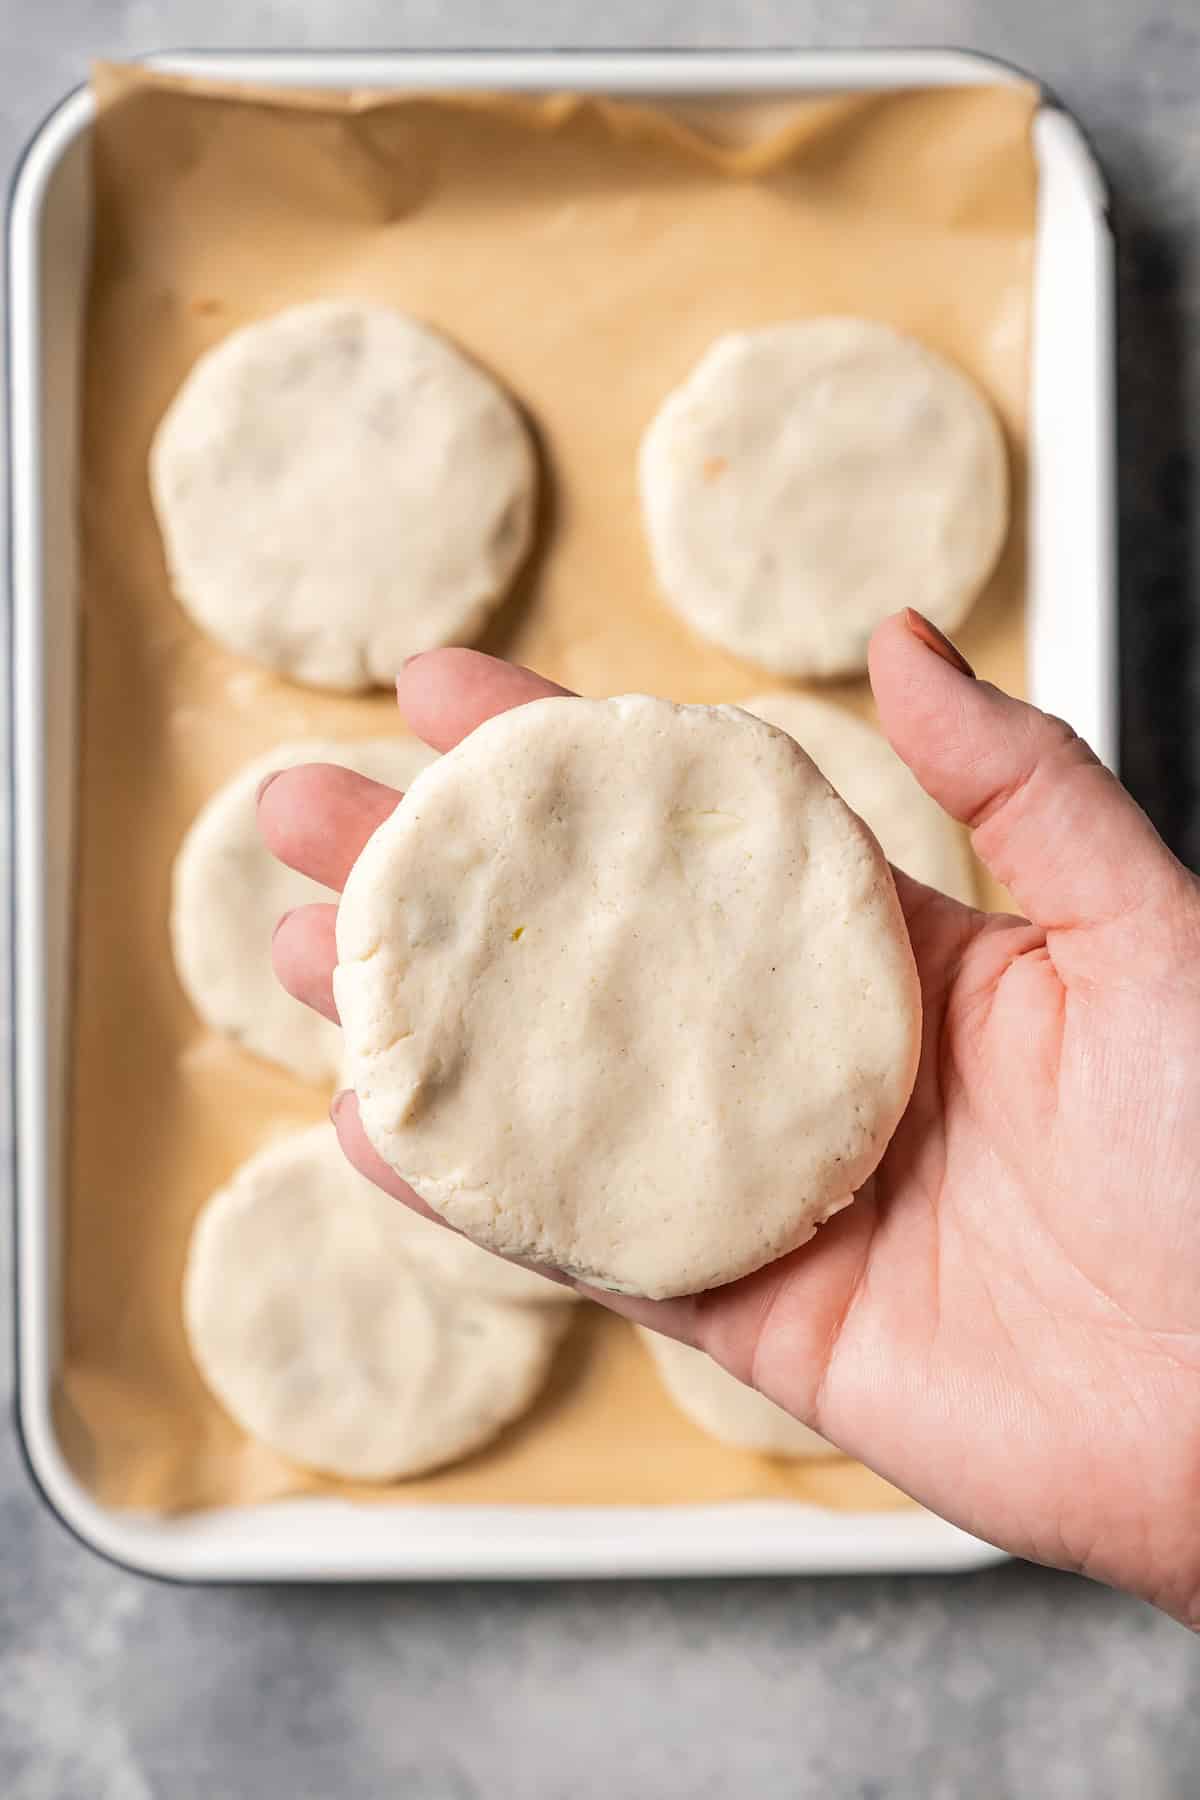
[{"left": 9, "top": 49, "right": 1116, "bottom": 1582}]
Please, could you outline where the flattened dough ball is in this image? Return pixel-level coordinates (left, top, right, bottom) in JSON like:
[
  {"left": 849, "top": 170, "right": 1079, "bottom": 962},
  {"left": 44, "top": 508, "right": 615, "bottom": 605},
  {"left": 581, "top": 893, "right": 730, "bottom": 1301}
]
[
  {"left": 150, "top": 301, "right": 537, "bottom": 689},
  {"left": 637, "top": 1328, "right": 834, "bottom": 1458},
  {"left": 336, "top": 693, "right": 921, "bottom": 1300},
  {"left": 639, "top": 318, "right": 1009, "bottom": 678},
  {"left": 172, "top": 737, "right": 435, "bottom": 1085},
  {"left": 183, "top": 1125, "right": 566, "bottom": 1481},
  {"left": 396, "top": 1193, "right": 581, "bottom": 1309},
  {"left": 743, "top": 691, "right": 975, "bottom": 903}
]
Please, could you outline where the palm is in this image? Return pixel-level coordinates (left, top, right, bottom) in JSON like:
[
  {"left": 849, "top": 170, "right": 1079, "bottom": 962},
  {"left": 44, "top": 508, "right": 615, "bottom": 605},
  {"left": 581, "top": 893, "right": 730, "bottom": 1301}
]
[
  {"left": 260, "top": 625, "right": 1200, "bottom": 1623},
  {"left": 717, "top": 882, "right": 1200, "bottom": 1617}
]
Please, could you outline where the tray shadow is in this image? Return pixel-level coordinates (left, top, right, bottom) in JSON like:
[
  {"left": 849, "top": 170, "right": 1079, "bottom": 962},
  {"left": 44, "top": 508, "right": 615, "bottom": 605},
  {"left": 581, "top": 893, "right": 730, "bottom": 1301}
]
[{"left": 1112, "top": 184, "right": 1198, "bottom": 868}]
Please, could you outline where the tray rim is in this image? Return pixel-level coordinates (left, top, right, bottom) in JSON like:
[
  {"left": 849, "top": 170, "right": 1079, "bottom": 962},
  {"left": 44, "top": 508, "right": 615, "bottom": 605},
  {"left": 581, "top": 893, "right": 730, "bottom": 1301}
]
[{"left": 9, "top": 45, "right": 1114, "bottom": 1583}]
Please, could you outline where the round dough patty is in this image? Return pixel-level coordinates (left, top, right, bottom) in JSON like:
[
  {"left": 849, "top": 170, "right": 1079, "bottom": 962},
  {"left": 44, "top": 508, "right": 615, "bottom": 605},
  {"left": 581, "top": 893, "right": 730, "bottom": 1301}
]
[
  {"left": 150, "top": 301, "right": 537, "bottom": 690},
  {"left": 637, "top": 1328, "right": 834, "bottom": 1458},
  {"left": 639, "top": 318, "right": 1008, "bottom": 678},
  {"left": 396, "top": 1194, "right": 580, "bottom": 1309},
  {"left": 335, "top": 693, "right": 921, "bottom": 1300},
  {"left": 183, "top": 1125, "right": 566, "bottom": 1481},
  {"left": 172, "top": 737, "right": 435, "bottom": 1085},
  {"left": 743, "top": 691, "right": 975, "bottom": 903}
]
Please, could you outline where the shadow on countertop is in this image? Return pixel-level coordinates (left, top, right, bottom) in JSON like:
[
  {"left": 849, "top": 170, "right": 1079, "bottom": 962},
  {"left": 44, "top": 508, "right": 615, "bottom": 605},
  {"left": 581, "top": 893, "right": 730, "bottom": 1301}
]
[{"left": 1113, "top": 186, "right": 1198, "bottom": 870}]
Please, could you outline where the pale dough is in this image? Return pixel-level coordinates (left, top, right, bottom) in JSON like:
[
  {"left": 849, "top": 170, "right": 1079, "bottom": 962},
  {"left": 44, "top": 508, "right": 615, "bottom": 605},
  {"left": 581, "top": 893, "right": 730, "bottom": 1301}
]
[
  {"left": 335, "top": 693, "right": 921, "bottom": 1300},
  {"left": 639, "top": 318, "right": 1009, "bottom": 677},
  {"left": 182, "top": 1125, "right": 567, "bottom": 1481},
  {"left": 150, "top": 301, "right": 537, "bottom": 690},
  {"left": 395, "top": 1197, "right": 581, "bottom": 1309},
  {"left": 172, "top": 737, "right": 434, "bottom": 1085},
  {"left": 743, "top": 691, "right": 975, "bottom": 903},
  {"left": 637, "top": 1328, "right": 834, "bottom": 1458}
]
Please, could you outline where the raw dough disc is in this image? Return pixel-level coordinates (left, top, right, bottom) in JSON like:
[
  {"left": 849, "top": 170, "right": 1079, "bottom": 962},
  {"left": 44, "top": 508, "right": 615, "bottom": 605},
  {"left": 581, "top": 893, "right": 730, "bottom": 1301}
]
[
  {"left": 172, "top": 737, "right": 435, "bottom": 1084},
  {"left": 150, "top": 300, "right": 537, "bottom": 690},
  {"left": 637, "top": 1327, "right": 834, "bottom": 1458},
  {"left": 182, "top": 1125, "right": 567, "bottom": 1481},
  {"left": 298, "top": 1121, "right": 575, "bottom": 1309},
  {"left": 395, "top": 1194, "right": 581, "bottom": 1309},
  {"left": 335, "top": 692, "right": 921, "bottom": 1300},
  {"left": 639, "top": 317, "right": 1009, "bottom": 677},
  {"left": 742, "top": 690, "right": 975, "bottom": 902}
]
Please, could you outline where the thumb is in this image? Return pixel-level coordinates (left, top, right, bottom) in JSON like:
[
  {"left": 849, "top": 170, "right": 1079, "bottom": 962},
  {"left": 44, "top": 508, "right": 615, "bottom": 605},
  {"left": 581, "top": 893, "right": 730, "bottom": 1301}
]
[{"left": 869, "top": 609, "right": 1190, "bottom": 947}]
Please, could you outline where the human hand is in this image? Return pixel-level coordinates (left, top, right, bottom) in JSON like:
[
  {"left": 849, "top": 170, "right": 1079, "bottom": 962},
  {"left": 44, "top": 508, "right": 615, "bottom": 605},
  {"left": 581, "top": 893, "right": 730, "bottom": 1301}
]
[{"left": 259, "top": 615, "right": 1200, "bottom": 1625}]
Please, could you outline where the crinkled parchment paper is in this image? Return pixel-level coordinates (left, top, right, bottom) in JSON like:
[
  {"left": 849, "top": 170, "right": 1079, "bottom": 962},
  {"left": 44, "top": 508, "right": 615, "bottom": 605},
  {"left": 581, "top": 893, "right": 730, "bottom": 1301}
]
[{"left": 60, "top": 64, "right": 1036, "bottom": 1511}]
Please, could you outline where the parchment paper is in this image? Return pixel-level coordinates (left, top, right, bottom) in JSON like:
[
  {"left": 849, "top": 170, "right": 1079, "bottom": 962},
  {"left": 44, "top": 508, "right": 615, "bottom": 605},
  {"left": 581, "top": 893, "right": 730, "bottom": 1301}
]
[{"left": 60, "top": 63, "right": 1037, "bottom": 1513}]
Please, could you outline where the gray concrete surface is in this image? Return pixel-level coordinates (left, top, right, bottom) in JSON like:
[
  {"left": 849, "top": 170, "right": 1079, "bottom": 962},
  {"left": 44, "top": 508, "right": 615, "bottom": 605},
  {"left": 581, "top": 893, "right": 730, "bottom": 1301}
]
[{"left": 3, "top": 4, "right": 1199, "bottom": 1796}]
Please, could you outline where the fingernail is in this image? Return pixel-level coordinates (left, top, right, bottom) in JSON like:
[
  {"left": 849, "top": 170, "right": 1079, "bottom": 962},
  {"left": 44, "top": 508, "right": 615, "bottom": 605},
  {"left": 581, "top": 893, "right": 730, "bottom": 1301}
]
[
  {"left": 329, "top": 1088, "right": 350, "bottom": 1123},
  {"left": 903, "top": 609, "right": 975, "bottom": 679},
  {"left": 400, "top": 652, "right": 427, "bottom": 671},
  {"left": 271, "top": 907, "right": 296, "bottom": 943},
  {"left": 256, "top": 769, "right": 283, "bottom": 804}
]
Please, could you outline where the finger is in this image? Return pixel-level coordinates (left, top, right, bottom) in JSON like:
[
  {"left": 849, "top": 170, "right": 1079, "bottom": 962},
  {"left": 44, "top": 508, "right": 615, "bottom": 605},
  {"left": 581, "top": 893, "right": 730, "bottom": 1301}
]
[
  {"left": 398, "top": 647, "right": 573, "bottom": 751},
  {"left": 887, "top": 862, "right": 983, "bottom": 953},
  {"left": 869, "top": 609, "right": 1192, "bottom": 947},
  {"left": 272, "top": 902, "right": 338, "bottom": 1023},
  {"left": 329, "top": 1088, "right": 444, "bottom": 1219},
  {"left": 257, "top": 764, "right": 400, "bottom": 892},
  {"left": 329, "top": 1090, "right": 577, "bottom": 1294}
]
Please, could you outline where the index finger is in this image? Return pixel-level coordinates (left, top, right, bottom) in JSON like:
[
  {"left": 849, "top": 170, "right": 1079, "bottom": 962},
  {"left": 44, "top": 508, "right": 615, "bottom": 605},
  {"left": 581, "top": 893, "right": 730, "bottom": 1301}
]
[{"left": 397, "top": 646, "right": 574, "bottom": 750}]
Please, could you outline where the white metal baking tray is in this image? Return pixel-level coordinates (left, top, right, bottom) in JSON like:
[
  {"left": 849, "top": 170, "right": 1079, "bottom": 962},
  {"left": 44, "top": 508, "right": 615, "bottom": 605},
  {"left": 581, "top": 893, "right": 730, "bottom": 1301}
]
[{"left": 9, "top": 49, "right": 1115, "bottom": 1582}]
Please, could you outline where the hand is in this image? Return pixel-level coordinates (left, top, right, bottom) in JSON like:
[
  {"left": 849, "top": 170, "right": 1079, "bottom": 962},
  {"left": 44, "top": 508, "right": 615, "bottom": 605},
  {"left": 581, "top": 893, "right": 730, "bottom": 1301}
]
[{"left": 258, "top": 617, "right": 1200, "bottom": 1625}]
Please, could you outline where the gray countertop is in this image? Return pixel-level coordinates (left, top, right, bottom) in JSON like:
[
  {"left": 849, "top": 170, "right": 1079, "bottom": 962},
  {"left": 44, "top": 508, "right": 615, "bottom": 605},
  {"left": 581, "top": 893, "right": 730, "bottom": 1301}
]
[{"left": 3, "top": 4, "right": 1199, "bottom": 1796}]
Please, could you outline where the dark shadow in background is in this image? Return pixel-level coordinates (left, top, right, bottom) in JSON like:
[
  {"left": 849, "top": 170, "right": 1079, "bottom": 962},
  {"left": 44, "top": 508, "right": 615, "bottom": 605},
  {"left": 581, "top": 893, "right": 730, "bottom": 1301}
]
[{"left": 1112, "top": 187, "right": 1198, "bottom": 870}]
